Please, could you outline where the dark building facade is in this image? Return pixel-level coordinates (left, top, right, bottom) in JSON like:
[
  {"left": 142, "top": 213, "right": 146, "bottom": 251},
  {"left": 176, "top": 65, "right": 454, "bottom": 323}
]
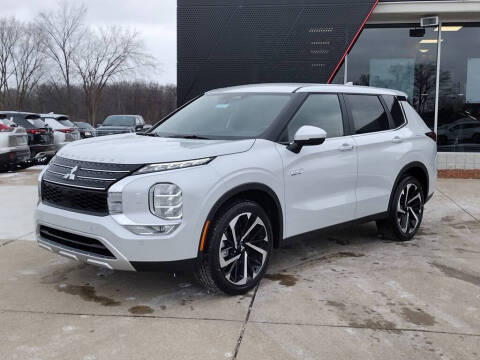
[{"left": 177, "top": 0, "right": 378, "bottom": 105}]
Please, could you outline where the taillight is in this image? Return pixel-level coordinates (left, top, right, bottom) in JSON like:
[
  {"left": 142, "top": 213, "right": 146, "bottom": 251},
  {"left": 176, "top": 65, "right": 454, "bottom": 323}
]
[
  {"left": 0, "top": 123, "right": 12, "bottom": 132},
  {"left": 57, "top": 128, "right": 73, "bottom": 133},
  {"left": 26, "top": 128, "right": 46, "bottom": 135},
  {"left": 425, "top": 131, "right": 437, "bottom": 142}
]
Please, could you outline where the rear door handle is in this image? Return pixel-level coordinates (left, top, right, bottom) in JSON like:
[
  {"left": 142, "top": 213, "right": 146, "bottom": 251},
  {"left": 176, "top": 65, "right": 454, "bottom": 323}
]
[
  {"left": 338, "top": 143, "right": 354, "bottom": 151},
  {"left": 392, "top": 136, "right": 403, "bottom": 144}
]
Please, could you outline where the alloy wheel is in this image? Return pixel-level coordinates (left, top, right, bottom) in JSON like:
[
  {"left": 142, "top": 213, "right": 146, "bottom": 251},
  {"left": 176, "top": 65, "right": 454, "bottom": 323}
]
[
  {"left": 218, "top": 212, "right": 269, "bottom": 285},
  {"left": 396, "top": 183, "right": 423, "bottom": 235}
]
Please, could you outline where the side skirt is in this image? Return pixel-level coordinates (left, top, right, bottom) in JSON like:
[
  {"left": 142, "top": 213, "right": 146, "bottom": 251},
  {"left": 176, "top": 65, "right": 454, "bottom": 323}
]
[{"left": 280, "top": 212, "right": 388, "bottom": 248}]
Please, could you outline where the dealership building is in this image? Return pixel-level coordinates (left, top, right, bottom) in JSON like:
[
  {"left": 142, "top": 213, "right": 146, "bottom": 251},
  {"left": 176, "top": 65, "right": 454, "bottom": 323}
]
[{"left": 178, "top": 0, "right": 480, "bottom": 169}]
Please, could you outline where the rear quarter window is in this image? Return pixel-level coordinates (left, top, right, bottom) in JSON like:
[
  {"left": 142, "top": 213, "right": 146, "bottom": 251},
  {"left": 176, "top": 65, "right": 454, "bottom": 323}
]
[{"left": 382, "top": 95, "right": 406, "bottom": 128}]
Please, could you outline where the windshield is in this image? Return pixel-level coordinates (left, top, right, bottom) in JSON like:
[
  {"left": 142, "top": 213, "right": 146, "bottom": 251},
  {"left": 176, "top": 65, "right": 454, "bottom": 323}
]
[
  {"left": 150, "top": 93, "right": 292, "bottom": 139},
  {"left": 103, "top": 115, "right": 136, "bottom": 126}
]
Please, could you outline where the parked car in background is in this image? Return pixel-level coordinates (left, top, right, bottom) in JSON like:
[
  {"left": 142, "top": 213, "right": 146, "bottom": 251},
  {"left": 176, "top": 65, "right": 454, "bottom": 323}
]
[
  {"left": 74, "top": 121, "right": 96, "bottom": 138},
  {"left": 437, "top": 117, "right": 480, "bottom": 145},
  {"left": 36, "top": 84, "right": 437, "bottom": 295},
  {"left": 40, "top": 113, "right": 81, "bottom": 150},
  {"left": 0, "top": 115, "right": 30, "bottom": 171},
  {"left": 96, "top": 115, "right": 146, "bottom": 136},
  {"left": 1, "top": 111, "right": 56, "bottom": 162}
]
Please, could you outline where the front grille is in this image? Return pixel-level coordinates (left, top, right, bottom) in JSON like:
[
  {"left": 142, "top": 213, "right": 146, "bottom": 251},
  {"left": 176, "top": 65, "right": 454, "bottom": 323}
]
[
  {"left": 39, "top": 225, "right": 115, "bottom": 258},
  {"left": 42, "top": 181, "right": 109, "bottom": 215},
  {"left": 42, "top": 156, "right": 140, "bottom": 191}
]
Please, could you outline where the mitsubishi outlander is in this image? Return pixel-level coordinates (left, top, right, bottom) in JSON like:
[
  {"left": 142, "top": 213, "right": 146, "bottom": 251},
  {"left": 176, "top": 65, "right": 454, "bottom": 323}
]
[{"left": 35, "top": 84, "right": 437, "bottom": 294}]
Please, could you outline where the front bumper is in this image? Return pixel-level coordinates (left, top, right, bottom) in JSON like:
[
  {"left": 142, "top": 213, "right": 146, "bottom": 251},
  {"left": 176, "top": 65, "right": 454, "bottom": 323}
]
[
  {"left": 35, "top": 157, "right": 229, "bottom": 271},
  {"left": 35, "top": 203, "right": 200, "bottom": 271}
]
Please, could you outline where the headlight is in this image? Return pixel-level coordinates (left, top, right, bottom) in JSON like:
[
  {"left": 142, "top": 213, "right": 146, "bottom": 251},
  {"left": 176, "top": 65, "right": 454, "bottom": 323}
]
[
  {"left": 149, "top": 183, "right": 182, "bottom": 220},
  {"left": 134, "top": 157, "right": 214, "bottom": 175}
]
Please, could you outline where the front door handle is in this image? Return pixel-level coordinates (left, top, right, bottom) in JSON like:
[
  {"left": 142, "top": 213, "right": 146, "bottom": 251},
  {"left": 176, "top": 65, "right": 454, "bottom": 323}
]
[
  {"left": 338, "top": 143, "right": 354, "bottom": 151},
  {"left": 392, "top": 136, "right": 403, "bottom": 144}
]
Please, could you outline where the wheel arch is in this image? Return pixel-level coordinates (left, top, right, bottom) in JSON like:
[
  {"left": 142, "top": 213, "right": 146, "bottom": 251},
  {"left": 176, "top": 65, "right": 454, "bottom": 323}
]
[
  {"left": 200, "top": 183, "right": 283, "bottom": 254},
  {"left": 388, "top": 161, "right": 429, "bottom": 212}
]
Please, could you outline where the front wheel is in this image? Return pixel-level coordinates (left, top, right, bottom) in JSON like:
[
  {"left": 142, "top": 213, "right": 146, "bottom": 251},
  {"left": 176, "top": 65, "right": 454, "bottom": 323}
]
[
  {"left": 195, "top": 200, "right": 273, "bottom": 295},
  {"left": 377, "top": 176, "right": 424, "bottom": 242}
]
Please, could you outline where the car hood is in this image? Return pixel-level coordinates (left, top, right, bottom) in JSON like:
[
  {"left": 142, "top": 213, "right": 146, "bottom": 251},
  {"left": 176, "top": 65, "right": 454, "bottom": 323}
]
[{"left": 57, "top": 133, "right": 255, "bottom": 164}]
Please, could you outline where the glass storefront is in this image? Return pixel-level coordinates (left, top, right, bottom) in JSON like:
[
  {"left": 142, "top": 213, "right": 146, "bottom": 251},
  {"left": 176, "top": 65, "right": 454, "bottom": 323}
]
[
  {"left": 437, "top": 24, "right": 480, "bottom": 152},
  {"left": 335, "top": 23, "right": 480, "bottom": 152}
]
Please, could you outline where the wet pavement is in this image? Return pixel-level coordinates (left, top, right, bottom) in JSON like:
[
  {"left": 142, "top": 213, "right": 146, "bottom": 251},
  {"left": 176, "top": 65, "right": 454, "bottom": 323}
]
[{"left": 0, "top": 168, "right": 479, "bottom": 359}]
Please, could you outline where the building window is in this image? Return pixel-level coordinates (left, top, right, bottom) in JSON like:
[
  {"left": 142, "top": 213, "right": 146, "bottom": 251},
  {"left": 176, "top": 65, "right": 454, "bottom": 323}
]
[{"left": 437, "top": 24, "right": 480, "bottom": 152}]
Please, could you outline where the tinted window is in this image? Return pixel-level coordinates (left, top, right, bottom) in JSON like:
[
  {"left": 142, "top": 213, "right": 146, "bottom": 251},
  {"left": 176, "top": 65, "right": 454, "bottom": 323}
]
[
  {"left": 152, "top": 93, "right": 292, "bottom": 139},
  {"left": 383, "top": 95, "right": 406, "bottom": 128},
  {"left": 27, "top": 118, "right": 46, "bottom": 128},
  {"left": 281, "top": 94, "right": 344, "bottom": 142},
  {"left": 346, "top": 95, "right": 389, "bottom": 134},
  {"left": 58, "top": 119, "right": 75, "bottom": 127},
  {"left": 8, "top": 116, "right": 31, "bottom": 128}
]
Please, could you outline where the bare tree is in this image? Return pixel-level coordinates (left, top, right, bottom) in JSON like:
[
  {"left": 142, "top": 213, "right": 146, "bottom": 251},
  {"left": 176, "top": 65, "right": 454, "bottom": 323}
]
[
  {"left": 0, "top": 17, "right": 20, "bottom": 109},
  {"left": 74, "top": 26, "right": 155, "bottom": 125},
  {"left": 39, "top": 1, "right": 86, "bottom": 116},
  {"left": 11, "top": 23, "right": 46, "bottom": 110}
]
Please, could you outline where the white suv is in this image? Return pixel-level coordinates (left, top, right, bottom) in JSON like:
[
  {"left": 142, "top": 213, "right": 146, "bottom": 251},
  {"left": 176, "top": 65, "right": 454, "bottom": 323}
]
[{"left": 35, "top": 84, "right": 437, "bottom": 294}]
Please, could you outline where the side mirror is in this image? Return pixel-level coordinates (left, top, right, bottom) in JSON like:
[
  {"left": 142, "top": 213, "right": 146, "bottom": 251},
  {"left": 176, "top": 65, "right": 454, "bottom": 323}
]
[{"left": 287, "top": 125, "right": 327, "bottom": 154}]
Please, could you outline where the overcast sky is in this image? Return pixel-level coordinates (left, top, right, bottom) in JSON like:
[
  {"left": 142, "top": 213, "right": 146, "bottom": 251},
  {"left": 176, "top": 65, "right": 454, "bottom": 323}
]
[{"left": 1, "top": 0, "right": 177, "bottom": 84}]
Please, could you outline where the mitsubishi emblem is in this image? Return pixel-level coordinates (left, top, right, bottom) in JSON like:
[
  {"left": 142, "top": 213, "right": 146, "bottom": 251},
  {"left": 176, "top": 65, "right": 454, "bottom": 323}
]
[{"left": 63, "top": 165, "right": 79, "bottom": 180}]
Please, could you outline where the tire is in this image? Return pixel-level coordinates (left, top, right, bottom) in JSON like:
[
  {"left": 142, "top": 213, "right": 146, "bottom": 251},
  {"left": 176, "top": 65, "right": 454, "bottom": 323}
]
[
  {"left": 376, "top": 176, "right": 424, "bottom": 242},
  {"left": 195, "top": 200, "right": 274, "bottom": 295}
]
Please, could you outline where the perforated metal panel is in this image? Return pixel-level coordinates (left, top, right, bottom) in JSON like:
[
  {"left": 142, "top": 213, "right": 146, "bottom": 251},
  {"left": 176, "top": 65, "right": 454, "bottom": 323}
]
[{"left": 177, "top": 0, "right": 377, "bottom": 104}]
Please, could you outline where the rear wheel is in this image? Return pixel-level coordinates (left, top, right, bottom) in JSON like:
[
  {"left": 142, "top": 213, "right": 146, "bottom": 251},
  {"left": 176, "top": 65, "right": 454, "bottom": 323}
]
[
  {"left": 377, "top": 176, "right": 424, "bottom": 242},
  {"left": 195, "top": 200, "right": 273, "bottom": 295}
]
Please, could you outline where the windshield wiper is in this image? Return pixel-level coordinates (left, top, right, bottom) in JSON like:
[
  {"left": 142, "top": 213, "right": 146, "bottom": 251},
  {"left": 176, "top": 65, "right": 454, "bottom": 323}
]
[
  {"left": 166, "top": 134, "right": 211, "bottom": 140},
  {"left": 137, "top": 132, "right": 157, "bottom": 137}
]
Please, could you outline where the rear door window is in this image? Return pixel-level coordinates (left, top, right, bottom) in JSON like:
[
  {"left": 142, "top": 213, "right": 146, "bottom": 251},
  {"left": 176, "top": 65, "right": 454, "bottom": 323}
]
[{"left": 345, "top": 94, "right": 390, "bottom": 134}]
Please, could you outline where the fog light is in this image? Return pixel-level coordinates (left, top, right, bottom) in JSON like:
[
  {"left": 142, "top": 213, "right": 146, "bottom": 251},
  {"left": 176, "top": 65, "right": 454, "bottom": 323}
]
[
  {"left": 108, "top": 192, "right": 123, "bottom": 214},
  {"left": 125, "top": 224, "right": 178, "bottom": 235},
  {"left": 149, "top": 183, "right": 182, "bottom": 220}
]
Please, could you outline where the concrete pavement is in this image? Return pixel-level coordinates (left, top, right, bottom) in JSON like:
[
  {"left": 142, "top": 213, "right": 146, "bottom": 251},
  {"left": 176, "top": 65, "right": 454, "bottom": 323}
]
[{"left": 0, "top": 168, "right": 479, "bottom": 359}]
